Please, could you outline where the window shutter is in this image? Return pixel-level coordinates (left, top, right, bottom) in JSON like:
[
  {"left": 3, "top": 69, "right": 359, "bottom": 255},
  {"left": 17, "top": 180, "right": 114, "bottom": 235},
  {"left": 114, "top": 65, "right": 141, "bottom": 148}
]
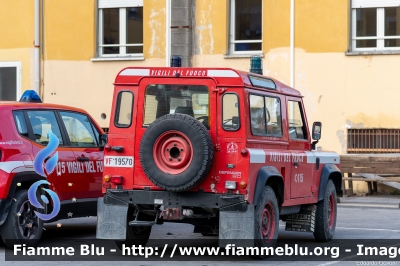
[
  {"left": 352, "top": 0, "right": 400, "bottom": 8},
  {"left": 98, "top": 0, "right": 143, "bottom": 8}
]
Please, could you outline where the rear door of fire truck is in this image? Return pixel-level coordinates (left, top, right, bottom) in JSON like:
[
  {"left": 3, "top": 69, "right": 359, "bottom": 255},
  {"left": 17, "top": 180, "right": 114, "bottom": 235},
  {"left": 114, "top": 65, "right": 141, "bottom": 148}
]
[
  {"left": 103, "top": 86, "right": 137, "bottom": 192},
  {"left": 215, "top": 87, "right": 247, "bottom": 194},
  {"left": 133, "top": 77, "right": 217, "bottom": 190}
]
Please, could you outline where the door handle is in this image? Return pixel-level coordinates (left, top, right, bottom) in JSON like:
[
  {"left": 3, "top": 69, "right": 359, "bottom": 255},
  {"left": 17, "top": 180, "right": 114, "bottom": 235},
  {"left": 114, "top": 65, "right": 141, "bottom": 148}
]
[
  {"left": 293, "top": 162, "right": 300, "bottom": 167},
  {"left": 111, "top": 146, "right": 124, "bottom": 152},
  {"left": 77, "top": 157, "right": 89, "bottom": 162}
]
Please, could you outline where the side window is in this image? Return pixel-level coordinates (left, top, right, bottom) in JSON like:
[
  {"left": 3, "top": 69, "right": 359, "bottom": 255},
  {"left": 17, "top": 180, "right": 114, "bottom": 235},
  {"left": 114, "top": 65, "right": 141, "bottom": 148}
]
[
  {"left": 265, "top": 96, "right": 282, "bottom": 136},
  {"left": 250, "top": 95, "right": 266, "bottom": 135},
  {"left": 27, "top": 111, "right": 64, "bottom": 145},
  {"left": 13, "top": 111, "right": 29, "bottom": 138},
  {"left": 250, "top": 94, "right": 282, "bottom": 137},
  {"left": 222, "top": 93, "right": 240, "bottom": 131},
  {"left": 115, "top": 91, "right": 134, "bottom": 128},
  {"left": 60, "top": 112, "right": 98, "bottom": 147},
  {"left": 288, "top": 101, "right": 307, "bottom": 140}
]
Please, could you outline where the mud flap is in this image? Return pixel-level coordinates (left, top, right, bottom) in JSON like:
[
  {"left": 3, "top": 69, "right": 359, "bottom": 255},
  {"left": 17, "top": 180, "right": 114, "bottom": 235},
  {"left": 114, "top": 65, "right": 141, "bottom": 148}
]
[
  {"left": 219, "top": 203, "right": 255, "bottom": 247},
  {"left": 285, "top": 205, "right": 316, "bottom": 232},
  {"left": 96, "top": 198, "right": 128, "bottom": 240}
]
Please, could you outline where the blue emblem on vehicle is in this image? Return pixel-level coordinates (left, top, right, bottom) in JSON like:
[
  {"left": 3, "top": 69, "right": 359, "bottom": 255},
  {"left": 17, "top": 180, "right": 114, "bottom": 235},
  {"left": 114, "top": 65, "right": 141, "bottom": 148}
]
[{"left": 28, "top": 131, "right": 61, "bottom": 221}]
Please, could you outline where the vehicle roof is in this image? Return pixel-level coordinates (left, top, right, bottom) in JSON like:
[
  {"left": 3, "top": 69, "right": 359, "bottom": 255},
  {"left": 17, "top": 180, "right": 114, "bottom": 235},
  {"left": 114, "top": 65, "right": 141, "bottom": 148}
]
[
  {"left": 0, "top": 101, "right": 88, "bottom": 113},
  {"left": 115, "top": 67, "right": 302, "bottom": 97}
]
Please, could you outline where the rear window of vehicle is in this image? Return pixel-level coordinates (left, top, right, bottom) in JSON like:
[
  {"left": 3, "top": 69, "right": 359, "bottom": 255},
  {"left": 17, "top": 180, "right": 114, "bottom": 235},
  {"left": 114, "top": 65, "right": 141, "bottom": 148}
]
[
  {"left": 13, "top": 111, "right": 29, "bottom": 138},
  {"left": 143, "top": 84, "right": 209, "bottom": 129}
]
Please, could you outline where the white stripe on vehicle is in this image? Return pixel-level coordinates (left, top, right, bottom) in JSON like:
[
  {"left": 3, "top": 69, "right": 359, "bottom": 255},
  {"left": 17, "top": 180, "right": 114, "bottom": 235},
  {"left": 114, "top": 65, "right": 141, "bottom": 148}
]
[
  {"left": 248, "top": 149, "right": 266, "bottom": 163},
  {"left": 0, "top": 161, "right": 34, "bottom": 173},
  {"left": 247, "top": 150, "right": 340, "bottom": 165},
  {"left": 305, "top": 151, "right": 340, "bottom": 164},
  {"left": 120, "top": 69, "right": 150, "bottom": 76},
  {"left": 207, "top": 70, "right": 239, "bottom": 77}
]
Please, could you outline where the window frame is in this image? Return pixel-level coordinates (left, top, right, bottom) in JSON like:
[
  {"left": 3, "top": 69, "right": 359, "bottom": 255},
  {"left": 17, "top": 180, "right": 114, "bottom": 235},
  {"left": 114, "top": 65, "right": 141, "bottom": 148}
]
[
  {"left": 114, "top": 91, "right": 134, "bottom": 128},
  {"left": 24, "top": 110, "right": 67, "bottom": 147},
  {"left": 0, "top": 61, "right": 21, "bottom": 100},
  {"left": 221, "top": 93, "right": 241, "bottom": 131},
  {"left": 249, "top": 92, "right": 282, "bottom": 138},
  {"left": 287, "top": 100, "right": 308, "bottom": 141},
  {"left": 97, "top": 1, "right": 144, "bottom": 58},
  {"left": 229, "top": 0, "right": 263, "bottom": 55},
  {"left": 59, "top": 111, "right": 100, "bottom": 148},
  {"left": 351, "top": 1, "right": 400, "bottom": 52},
  {"left": 12, "top": 111, "right": 29, "bottom": 139}
]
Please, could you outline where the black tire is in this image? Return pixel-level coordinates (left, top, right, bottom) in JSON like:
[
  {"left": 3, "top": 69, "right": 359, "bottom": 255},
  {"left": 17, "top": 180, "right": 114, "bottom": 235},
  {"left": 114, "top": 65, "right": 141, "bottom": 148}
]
[
  {"left": 252, "top": 186, "right": 279, "bottom": 259},
  {"left": 116, "top": 206, "right": 152, "bottom": 250},
  {"left": 140, "top": 113, "right": 214, "bottom": 192},
  {"left": 0, "top": 189, "right": 43, "bottom": 248},
  {"left": 115, "top": 226, "right": 152, "bottom": 250},
  {"left": 313, "top": 179, "right": 337, "bottom": 242}
]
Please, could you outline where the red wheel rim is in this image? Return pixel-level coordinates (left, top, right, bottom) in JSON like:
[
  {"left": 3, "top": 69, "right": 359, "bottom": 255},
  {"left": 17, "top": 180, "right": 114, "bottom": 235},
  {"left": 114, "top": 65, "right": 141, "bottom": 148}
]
[
  {"left": 261, "top": 202, "right": 276, "bottom": 242},
  {"left": 328, "top": 193, "right": 335, "bottom": 229},
  {"left": 153, "top": 130, "right": 193, "bottom": 174}
]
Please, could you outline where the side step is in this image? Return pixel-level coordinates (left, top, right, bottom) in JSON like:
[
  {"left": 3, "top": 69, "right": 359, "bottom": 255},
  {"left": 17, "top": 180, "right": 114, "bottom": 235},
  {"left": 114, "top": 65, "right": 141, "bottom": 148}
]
[
  {"left": 128, "top": 205, "right": 159, "bottom": 227},
  {"left": 129, "top": 220, "right": 156, "bottom": 226}
]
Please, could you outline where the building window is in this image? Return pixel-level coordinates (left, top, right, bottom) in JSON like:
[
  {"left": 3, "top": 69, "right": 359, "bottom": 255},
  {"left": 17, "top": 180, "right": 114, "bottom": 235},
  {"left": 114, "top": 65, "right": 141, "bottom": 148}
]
[
  {"left": 98, "top": 0, "right": 143, "bottom": 57},
  {"left": 0, "top": 62, "right": 21, "bottom": 100},
  {"left": 229, "top": 0, "right": 262, "bottom": 54},
  {"left": 347, "top": 128, "right": 400, "bottom": 153},
  {"left": 352, "top": 1, "right": 400, "bottom": 51}
]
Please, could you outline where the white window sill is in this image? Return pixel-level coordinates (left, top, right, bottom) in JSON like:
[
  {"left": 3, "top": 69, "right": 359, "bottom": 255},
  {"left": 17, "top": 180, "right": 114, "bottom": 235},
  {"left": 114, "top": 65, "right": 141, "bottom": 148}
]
[
  {"left": 91, "top": 56, "right": 145, "bottom": 62},
  {"left": 346, "top": 50, "right": 400, "bottom": 56},
  {"left": 224, "top": 54, "right": 264, "bottom": 59}
]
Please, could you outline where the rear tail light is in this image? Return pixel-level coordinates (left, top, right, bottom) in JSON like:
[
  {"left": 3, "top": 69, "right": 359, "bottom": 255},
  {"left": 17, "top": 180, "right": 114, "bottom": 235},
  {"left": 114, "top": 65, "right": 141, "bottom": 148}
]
[
  {"left": 240, "top": 181, "right": 247, "bottom": 189},
  {"left": 111, "top": 176, "right": 123, "bottom": 185}
]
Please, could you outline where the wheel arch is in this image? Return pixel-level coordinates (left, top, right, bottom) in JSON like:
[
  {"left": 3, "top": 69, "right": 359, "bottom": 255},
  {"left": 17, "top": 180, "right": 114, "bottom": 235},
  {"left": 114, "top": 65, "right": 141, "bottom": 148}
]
[
  {"left": 253, "top": 166, "right": 284, "bottom": 206},
  {"left": 318, "top": 164, "right": 342, "bottom": 202},
  {"left": 0, "top": 171, "right": 46, "bottom": 226}
]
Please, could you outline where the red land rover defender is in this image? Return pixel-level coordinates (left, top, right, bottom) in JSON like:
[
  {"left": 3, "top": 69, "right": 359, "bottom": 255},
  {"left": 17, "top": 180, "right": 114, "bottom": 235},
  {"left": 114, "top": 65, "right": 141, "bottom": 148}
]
[{"left": 96, "top": 67, "right": 342, "bottom": 255}]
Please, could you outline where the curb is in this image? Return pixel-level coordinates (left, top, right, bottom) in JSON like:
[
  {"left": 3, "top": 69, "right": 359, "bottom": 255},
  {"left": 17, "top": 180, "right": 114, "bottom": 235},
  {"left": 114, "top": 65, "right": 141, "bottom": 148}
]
[{"left": 338, "top": 203, "right": 400, "bottom": 209}]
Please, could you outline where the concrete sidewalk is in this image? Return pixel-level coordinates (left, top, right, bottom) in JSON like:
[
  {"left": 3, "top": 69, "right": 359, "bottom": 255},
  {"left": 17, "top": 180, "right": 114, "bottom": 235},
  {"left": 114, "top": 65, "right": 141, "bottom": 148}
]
[{"left": 338, "top": 194, "right": 400, "bottom": 209}]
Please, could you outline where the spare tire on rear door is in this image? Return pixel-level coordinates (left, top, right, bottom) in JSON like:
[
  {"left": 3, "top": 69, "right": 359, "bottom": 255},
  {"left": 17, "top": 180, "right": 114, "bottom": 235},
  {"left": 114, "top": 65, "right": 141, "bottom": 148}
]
[{"left": 140, "top": 113, "right": 214, "bottom": 192}]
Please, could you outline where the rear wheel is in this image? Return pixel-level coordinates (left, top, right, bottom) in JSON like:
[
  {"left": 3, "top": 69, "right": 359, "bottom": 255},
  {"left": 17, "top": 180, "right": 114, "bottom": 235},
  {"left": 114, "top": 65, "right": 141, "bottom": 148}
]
[
  {"left": 313, "top": 179, "right": 337, "bottom": 241},
  {"left": 253, "top": 186, "right": 279, "bottom": 259},
  {"left": 0, "top": 189, "right": 43, "bottom": 248}
]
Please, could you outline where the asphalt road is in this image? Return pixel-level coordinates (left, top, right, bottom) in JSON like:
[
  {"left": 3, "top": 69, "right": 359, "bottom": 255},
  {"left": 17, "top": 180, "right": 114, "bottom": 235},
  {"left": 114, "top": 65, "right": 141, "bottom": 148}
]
[{"left": 1, "top": 203, "right": 400, "bottom": 266}]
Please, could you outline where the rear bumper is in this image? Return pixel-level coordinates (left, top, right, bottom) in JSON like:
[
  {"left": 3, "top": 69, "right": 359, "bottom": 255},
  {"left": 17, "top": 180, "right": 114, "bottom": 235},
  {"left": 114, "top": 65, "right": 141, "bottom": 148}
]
[
  {"left": 97, "top": 190, "right": 254, "bottom": 241},
  {"left": 104, "top": 189, "right": 247, "bottom": 210}
]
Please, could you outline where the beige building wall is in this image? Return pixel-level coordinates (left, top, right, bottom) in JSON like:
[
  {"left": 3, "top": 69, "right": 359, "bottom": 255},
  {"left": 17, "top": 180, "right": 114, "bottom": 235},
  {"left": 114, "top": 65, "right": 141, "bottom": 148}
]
[
  {"left": 42, "top": 0, "right": 167, "bottom": 127},
  {"left": 0, "top": 0, "right": 35, "bottom": 95}
]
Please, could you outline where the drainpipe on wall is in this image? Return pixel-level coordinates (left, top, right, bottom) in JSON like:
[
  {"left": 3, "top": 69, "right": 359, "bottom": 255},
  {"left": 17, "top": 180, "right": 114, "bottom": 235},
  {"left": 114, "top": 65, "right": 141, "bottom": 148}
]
[
  {"left": 290, "top": 0, "right": 295, "bottom": 88},
  {"left": 166, "top": 0, "right": 171, "bottom": 66},
  {"left": 34, "top": 0, "right": 40, "bottom": 94},
  {"left": 170, "top": 0, "right": 193, "bottom": 67}
]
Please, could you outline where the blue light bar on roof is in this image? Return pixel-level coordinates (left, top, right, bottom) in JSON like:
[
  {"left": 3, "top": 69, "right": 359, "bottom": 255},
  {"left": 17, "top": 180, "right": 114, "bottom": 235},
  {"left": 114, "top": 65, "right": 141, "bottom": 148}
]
[
  {"left": 170, "top": 55, "right": 182, "bottom": 67},
  {"left": 20, "top": 90, "right": 42, "bottom": 103}
]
